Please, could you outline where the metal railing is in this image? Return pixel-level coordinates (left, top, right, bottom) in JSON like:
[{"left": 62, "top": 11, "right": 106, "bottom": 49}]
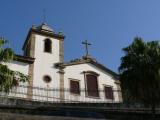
[{"left": 0, "top": 85, "right": 122, "bottom": 103}]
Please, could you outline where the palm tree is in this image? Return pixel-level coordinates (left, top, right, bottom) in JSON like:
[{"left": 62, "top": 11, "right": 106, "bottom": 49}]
[
  {"left": 0, "top": 38, "right": 28, "bottom": 92},
  {"left": 119, "top": 37, "right": 160, "bottom": 114}
]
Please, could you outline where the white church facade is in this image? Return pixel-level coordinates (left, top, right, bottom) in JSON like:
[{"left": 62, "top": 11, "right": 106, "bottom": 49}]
[{"left": 6, "top": 23, "right": 122, "bottom": 103}]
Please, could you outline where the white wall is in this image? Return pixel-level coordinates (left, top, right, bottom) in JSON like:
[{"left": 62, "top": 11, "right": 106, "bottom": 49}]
[{"left": 64, "top": 63, "right": 121, "bottom": 103}]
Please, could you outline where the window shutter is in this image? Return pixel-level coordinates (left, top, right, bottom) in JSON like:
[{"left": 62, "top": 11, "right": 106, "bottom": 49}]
[
  {"left": 70, "top": 80, "right": 80, "bottom": 95},
  {"left": 86, "top": 74, "right": 99, "bottom": 97},
  {"left": 104, "top": 86, "right": 114, "bottom": 100}
]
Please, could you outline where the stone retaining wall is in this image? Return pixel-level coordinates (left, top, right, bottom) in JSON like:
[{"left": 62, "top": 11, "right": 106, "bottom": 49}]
[{"left": 0, "top": 112, "right": 106, "bottom": 120}]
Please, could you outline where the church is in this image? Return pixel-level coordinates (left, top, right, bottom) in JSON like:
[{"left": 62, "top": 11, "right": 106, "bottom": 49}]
[{"left": 6, "top": 23, "right": 122, "bottom": 103}]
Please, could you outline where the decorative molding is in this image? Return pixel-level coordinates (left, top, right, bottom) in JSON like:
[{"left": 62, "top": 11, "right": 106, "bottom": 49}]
[
  {"left": 68, "top": 78, "right": 81, "bottom": 81},
  {"left": 83, "top": 71, "right": 100, "bottom": 76}
]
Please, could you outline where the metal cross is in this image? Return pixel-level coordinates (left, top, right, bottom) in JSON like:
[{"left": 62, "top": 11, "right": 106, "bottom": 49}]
[{"left": 82, "top": 40, "right": 91, "bottom": 57}]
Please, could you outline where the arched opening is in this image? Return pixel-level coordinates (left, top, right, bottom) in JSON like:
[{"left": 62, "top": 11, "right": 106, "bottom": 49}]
[{"left": 44, "top": 39, "right": 52, "bottom": 53}]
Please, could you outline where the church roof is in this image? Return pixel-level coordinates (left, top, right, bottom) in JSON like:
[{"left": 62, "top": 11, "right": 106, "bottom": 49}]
[
  {"left": 14, "top": 55, "right": 35, "bottom": 64},
  {"left": 58, "top": 56, "right": 119, "bottom": 80},
  {"left": 33, "top": 22, "right": 54, "bottom": 33}
]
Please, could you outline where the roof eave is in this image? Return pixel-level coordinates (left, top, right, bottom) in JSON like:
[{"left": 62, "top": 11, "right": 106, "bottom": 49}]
[{"left": 14, "top": 54, "right": 35, "bottom": 64}]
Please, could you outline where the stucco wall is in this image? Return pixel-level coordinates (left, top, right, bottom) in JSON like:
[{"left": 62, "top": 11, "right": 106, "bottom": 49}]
[{"left": 64, "top": 63, "right": 120, "bottom": 102}]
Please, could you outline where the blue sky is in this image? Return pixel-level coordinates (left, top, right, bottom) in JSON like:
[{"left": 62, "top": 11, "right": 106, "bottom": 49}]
[{"left": 0, "top": 0, "right": 160, "bottom": 72}]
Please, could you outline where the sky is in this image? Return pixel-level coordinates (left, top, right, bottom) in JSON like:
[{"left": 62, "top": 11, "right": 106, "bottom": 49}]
[{"left": 0, "top": 0, "right": 160, "bottom": 73}]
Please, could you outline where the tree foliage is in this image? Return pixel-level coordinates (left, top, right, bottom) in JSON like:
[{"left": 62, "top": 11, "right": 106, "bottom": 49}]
[
  {"left": 119, "top": 37, "right": 160, "bottom": 107},
  {"left": 0, "top": 38, "right": 29, "bottom": 92}
]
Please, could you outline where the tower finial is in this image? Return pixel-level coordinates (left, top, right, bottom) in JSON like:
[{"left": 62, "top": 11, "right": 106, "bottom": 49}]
[{"left": 42, "top": 9, "right": 46, "bottom": 24}]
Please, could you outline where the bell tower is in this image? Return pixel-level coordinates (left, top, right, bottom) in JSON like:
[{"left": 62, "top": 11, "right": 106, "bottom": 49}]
[
  {"left": 22, "top": 23, "right": 65, "bottom": 99},
  {"left": 23, "top": 23, "right": 64, "bottom": 62}
]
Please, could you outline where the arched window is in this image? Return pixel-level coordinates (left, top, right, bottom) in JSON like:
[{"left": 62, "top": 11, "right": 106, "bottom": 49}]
[
  {"left": 43, "top": 75, "right": 52, "bottom": 83},
  {"left": 44, "top": 39, "right": 52, "bottom": 53}
]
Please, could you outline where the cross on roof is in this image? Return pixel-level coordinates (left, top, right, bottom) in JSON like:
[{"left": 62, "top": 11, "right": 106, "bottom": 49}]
[{"left": 82, "top": 40, "right": 91, "bottom": 57}]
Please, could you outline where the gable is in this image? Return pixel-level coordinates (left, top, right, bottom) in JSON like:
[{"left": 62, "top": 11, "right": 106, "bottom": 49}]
[
  {"left": 64, "top": 62, "right": 118, "bottom": 81},
  {"left": 62, "top": 60, "right": 119, "bottom": 80}
]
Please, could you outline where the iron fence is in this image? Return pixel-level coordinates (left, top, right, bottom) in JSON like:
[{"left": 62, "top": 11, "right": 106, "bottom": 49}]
[{"left": 0, "top": 85, "right": 122, "bottom": 103}]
